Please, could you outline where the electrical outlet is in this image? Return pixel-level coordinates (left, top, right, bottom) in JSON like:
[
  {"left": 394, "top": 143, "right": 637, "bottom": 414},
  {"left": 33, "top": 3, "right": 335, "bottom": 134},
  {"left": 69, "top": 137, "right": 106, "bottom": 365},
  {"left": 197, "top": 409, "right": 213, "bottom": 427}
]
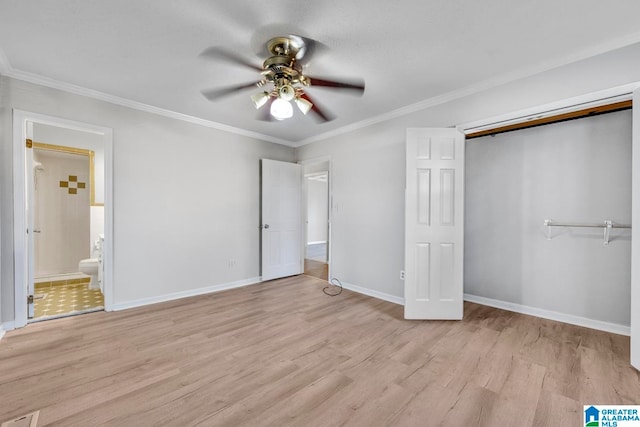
[
  {"left": 228, "top": 259, "right": 237, "bottom": 268},
  {"left": 400, "top": 270, "right": 405, "bottom": 280}
]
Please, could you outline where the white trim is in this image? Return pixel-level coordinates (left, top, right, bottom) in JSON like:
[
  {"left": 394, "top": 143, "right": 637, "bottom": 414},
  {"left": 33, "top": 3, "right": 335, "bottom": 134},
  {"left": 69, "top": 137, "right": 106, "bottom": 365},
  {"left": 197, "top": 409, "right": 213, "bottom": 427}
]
[
  {"left": 306, "top": 240, "right": 327, "bottom": 245},
  {"left": 110, "top": 277, "right": 262, "bottom": 311},
  {"left": 631, "top": 87, "right": 640, "bottom": 370},
  {"left": 6, "top": 30, "right": 640, "bottom": 150},
  {"left": 6, "top": 69, "right": 295, "bottom": 147},
  {"left": 12, "top": 110, "right": 115, "bottom": 327},
  {"left": 1, "top": 321, "right": 16, "bottom": 335},
  {"left": 295, "top": 34, "right": 640, "bottom": 147},
  {"left": 12, "top": 111, "right": 28, "bottom": 328},
  {"left": 464, "top": 293, "right": 630, "bottom": 336},
  {"left": 299, "top": 156, "right": 333, "bottom": 281},
  {"left": 341, "top": 281, "right": 404, "bottom": 306},
  {"left": 298, "top": 156, "right": 332, "bottom": 166},
  {"left": 458, "top": 83, "right": 639, "bottom": 135},
  {"left": 102, "top": 126, "right": 114, "bottom": 312},
  {"left": 0, "top": 326, "right": 5, "bottom": 341}
]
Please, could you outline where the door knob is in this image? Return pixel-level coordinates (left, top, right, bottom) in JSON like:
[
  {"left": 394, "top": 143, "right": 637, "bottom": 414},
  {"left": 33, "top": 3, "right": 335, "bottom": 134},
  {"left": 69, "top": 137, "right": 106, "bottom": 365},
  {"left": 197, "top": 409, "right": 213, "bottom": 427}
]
[{"left": 263, "top": 224, "right": 270, "bottom": 229}]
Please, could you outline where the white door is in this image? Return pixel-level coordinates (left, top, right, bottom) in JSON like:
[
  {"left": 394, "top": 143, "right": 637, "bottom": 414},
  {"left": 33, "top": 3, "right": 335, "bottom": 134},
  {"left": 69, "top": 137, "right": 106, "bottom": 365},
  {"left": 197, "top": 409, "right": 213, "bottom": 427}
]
[
  {"left": 405, "top": 128, "right": 465, "bottom": 319},
  {"left": 631, "top": 88, "right": 640, "bottom": 371},
  {"left": 261, "top": 159, "right": 303, "bottom": 281}
]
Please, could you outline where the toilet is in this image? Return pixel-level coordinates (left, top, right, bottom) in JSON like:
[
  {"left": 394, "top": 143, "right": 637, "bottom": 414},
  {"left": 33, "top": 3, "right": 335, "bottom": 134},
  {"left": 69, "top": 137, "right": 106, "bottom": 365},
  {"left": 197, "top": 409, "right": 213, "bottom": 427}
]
[
  {"left": 79, "top": 258, "right": 100, "bottom": 289},
  {"left": 79, "top": 235, "right": 104, "bottom": 290}
]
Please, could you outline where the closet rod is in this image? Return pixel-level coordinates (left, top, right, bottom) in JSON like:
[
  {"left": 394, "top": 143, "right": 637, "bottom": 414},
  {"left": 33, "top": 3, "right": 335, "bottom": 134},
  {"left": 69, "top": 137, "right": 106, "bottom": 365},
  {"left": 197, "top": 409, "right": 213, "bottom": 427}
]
[
  {"left": 544, "top": 220, "right": 631, "bottom": 229},
  {"left": 543, "top": 219, "right": 632, "bottom": 245}
]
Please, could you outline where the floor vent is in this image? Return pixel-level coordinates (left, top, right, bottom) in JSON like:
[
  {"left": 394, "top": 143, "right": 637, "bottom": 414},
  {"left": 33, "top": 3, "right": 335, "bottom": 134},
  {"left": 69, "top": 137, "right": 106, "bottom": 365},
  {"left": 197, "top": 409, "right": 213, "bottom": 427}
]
[{"left": 1, "top": 411, "right": 40, "bottom": 427}]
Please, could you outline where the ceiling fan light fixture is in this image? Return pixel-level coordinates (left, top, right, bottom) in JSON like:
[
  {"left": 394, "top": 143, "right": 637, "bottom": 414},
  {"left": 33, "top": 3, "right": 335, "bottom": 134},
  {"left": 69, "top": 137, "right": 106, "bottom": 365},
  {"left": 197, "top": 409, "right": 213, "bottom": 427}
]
[
  {"left": 270, "top": 98, "right": 293, "bottom": 120},
  {"left": 294, "top": 96, "right": 313, "bottom": 115},
  {"left": 278, "top": 84, "right": 295, "bottom": 101},
  {"left": 251, "top": 92, "right": 270, "bottom": 109}
]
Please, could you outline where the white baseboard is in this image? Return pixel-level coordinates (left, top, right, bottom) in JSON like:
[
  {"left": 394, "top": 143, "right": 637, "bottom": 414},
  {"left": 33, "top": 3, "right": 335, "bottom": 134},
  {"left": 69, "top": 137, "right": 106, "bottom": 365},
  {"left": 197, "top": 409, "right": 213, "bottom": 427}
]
[
  {"left": 0, "top": 320, "right": 16, "bottom": 341},
  {"left": 110, "top": 277, "right": 262, "bottom": 311},
  {"left": 340, "top": 281, "right": 404, "bottom": 306},
  {"left": 464, "top": 293, "right": 630, "bottom": 336},
  {"left": 307, "top": 241, "right": 327, "bottom": 245}
]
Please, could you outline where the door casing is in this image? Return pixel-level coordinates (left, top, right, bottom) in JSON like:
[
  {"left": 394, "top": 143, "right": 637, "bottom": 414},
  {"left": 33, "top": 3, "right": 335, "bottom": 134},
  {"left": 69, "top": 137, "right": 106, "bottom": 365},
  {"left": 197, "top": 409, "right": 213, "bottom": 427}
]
[
  {"left": 299, "top": 156, "right": 332, "bottom": 281},
  {"left": 12, "top": 110, "right": 114, "bottom": 328}
]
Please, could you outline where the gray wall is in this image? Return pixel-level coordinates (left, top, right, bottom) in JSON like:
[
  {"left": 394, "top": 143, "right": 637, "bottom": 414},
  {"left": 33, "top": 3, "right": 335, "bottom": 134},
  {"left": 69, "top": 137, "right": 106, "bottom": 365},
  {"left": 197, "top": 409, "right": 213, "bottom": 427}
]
[
  {"left": 465, "top": 111, "right": 632, "bottom": 326},
  {"left": 296, "top": 42, "right": 640, "bottom": 315},
  {"left": 0, "top": 77, "right": 294, "bottom": 322}
]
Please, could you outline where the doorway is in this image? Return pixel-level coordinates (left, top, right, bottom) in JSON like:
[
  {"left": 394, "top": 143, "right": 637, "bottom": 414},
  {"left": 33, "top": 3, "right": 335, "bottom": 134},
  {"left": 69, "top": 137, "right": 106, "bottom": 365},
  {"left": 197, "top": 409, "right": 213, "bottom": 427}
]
[
  {"left": 12, "top": 110, "right": 113, "bottom": 328},
  {"left": 31, "top": 137, "right": 105, "bottom": 321},
  {"left": 301, "top": 159, "right": 331, "bottom": 281}
]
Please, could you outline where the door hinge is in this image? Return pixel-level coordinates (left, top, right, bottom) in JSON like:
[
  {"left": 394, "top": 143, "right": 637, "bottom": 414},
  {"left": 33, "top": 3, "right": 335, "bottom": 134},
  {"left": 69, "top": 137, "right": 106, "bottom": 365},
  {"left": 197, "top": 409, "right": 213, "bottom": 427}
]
[
  {"left": 27, "top": 294, "right": 34, "bottom": 304},
  {"left": 26, "top": 138, "right": 33, "bottom": 148}
]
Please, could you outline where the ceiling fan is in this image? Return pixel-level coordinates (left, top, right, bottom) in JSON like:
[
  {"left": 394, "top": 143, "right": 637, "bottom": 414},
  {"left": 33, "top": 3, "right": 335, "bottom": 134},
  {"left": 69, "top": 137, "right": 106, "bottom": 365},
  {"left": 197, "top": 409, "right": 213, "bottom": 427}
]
[{"left": 200, "top": 35, "right": 365, "bottom": 122}]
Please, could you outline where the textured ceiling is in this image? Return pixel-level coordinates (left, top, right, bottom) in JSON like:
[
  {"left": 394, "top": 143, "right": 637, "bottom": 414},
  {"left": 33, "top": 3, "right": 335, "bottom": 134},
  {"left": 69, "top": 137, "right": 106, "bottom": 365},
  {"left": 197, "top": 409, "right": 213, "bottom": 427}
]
[{"left": 2, "top": 0, "right": 640, "bottom": 146}]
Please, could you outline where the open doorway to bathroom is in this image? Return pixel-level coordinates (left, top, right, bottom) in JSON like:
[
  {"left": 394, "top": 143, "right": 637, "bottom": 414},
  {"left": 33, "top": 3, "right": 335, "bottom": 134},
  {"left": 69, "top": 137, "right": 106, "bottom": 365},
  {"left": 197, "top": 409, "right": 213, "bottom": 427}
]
[
  {"left": 302, "top": 160, "right": 330, "bottom": 281},
  {"left": 29, "top": 124, "right": 106, "bottom": 322}
]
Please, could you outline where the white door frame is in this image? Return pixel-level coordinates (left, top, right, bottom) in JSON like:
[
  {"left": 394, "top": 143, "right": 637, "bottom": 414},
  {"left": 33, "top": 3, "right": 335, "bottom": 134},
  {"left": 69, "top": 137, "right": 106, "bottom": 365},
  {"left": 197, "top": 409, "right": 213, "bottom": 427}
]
[
  {"left": 632, "top": 87, "right": 640, "bottom": 370},
  {"left": 299, "top": 156, "right": 332, "bottom": 281},
  {"left": 12, "top": 109, "right": 114, "bottom": 328},
  {"left": 459, "top": 82, "right": 640, "bottom": 370}
]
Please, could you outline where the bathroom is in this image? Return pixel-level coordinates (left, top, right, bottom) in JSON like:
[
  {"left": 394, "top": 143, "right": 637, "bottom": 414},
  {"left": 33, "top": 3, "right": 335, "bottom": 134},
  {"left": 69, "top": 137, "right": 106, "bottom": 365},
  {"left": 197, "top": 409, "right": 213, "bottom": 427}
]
[{"left": 31, "top": 123, "right": 106, "bottom": 321}]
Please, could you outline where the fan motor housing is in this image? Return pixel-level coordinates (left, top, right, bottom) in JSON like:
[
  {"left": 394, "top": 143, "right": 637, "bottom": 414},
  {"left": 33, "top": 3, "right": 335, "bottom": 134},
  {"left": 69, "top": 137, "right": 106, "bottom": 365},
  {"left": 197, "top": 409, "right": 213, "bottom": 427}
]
[{"left": 267, "top": 36, "right": 305, "bottom": 58}]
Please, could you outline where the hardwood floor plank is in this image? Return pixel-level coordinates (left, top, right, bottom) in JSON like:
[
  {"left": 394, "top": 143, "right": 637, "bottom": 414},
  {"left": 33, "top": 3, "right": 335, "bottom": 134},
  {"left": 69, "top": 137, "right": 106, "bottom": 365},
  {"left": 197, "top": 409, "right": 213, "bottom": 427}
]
[
  {"left": 532, "top": 392, "right": 581, "bottom": 427},
  {"left": 1, "top": 275, "right": 638, "bottom": 427}
]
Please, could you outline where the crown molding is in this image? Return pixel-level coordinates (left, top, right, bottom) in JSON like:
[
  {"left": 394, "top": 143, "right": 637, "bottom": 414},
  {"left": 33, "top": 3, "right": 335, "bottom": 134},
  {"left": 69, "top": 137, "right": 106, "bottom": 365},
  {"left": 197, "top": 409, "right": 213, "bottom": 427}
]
[
  {"left": 4, "top": 29, "right": 640, "bottom": 149},
  {"left": 4, "top": 66, "right": 296, "bottom": 147},
  {"left": 295, "top": 31, "right": 640, "bottom": 147},
  {"left": 458, "top": 83, "right": 638, "bottom": 135}
]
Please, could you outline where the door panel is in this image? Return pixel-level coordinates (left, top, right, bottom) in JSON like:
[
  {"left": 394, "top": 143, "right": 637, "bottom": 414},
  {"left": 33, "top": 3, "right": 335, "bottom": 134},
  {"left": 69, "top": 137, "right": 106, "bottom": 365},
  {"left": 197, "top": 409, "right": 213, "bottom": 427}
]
[
  {"left": 261, "top": 159, "right": 303, "bottom": 281},
  {"left": 405, "top": 128, "right": 465, "bottom": 319}
]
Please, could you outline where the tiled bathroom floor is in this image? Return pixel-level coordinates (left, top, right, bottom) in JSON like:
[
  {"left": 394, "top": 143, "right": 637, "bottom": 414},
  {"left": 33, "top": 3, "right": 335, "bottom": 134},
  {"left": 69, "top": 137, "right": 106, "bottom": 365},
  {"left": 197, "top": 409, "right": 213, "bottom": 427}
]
[{"left": 34, "top": 282, "right": 104, "bottom": 320}]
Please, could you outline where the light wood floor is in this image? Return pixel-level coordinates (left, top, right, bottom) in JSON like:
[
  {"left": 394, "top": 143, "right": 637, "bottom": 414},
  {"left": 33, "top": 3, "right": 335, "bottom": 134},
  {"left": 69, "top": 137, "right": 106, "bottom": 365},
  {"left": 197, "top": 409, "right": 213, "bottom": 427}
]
[
  {"left": 1, "top": 276, "right": 638, "bottom": 426},
  {"left": 304, "top": 258, "right": 329, "bottom": 281}
]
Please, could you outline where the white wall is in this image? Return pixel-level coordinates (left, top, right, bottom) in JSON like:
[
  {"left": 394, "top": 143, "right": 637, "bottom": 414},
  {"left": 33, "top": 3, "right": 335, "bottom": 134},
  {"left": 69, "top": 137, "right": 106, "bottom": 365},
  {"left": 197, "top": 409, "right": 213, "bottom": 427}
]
[
  {"left": 306, "top": 176, "right": 328, "bottom": 244},
  {"left": 33, "top": 150, "right": 91, "bottom": 276},
  {"left": 90, "top": 206, "right": 104, "bottom": 256},
  {"left": 0, "top": 76, "right": 294, "bottom": 321},
  {"left": 33, "top": 123, "right": 106, "bottom": 263},
  {"left": 299, "top": 140, "right": 406, "bottom": 298},
  {"left": 296, "top": 42, "right": 640, "bottom": 307},
  {"left": 465, "top": 111, "right": 631, "bottom": 326},
  {"left": 33, "top": 123, "right": 105, "bottom": 204}
]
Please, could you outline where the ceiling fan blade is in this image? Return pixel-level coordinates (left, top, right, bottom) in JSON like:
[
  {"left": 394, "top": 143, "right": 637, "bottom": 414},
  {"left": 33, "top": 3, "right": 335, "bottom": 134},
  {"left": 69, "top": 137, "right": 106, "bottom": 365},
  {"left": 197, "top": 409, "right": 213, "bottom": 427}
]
[
  {"left": 201, "top": 82, "right": 261, "bottom": 101},
  {"left": 295, "top": 36, "right": 329, "bottom": 66},
  {"left": 199, "top": 46, "right": 263, "bottom": 72},
  {"left": 306, "top": 76, "right": 365, "bottom": 95},
  {"left": 300, "top": 93, "right": 334, "bottom": 123}
]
